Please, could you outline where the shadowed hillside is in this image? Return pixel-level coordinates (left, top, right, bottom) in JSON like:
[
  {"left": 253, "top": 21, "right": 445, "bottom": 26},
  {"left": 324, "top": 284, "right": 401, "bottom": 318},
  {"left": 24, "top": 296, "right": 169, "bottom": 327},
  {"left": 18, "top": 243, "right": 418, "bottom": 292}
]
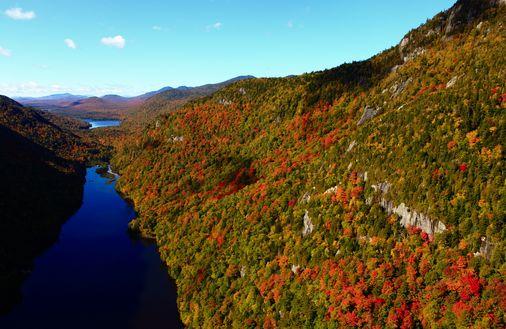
[{"left": 0, "top": 96, "right": 91, "bottom": 313}]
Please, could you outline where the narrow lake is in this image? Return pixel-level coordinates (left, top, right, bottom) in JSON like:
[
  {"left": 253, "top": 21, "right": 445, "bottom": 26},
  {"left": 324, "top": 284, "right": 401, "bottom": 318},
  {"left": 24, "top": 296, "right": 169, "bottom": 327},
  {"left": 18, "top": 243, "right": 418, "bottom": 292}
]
[
  {"left": 84, "top": 119, "right": 121, "bottom": 129},
  {"left": 0, "top": 167, "right": 182, "bottom": 329}
]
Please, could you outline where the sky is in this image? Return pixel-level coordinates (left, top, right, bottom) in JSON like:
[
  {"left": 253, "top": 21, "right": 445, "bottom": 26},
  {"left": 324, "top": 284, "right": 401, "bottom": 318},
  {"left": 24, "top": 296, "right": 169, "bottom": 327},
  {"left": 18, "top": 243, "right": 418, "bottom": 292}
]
[{"left": 0, "top": 0, "right": 456, "bottom": 97}]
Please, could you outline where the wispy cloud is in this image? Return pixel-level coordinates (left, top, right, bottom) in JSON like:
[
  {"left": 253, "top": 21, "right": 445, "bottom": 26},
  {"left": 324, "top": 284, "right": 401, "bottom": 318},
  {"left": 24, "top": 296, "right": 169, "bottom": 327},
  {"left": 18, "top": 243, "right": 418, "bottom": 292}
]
[
  {"left": 0, "top": 46, "right": 11, "bottom": 57},
  {"left": 286, "top": 20, "right": 303, "bottom": 29},
  {"left": 0, "top": 81, "right": 44, "bottom": 96},
  {"left": 5, "top": 7, "right": 36, "bottom": 20},
  {"left": 101, "top": 35, "right": 126, "bottom": 48},
  {"left": 64, "top": 38, "right": 77, "bottom": 49},
  {"left": 0, "top": 81, "right": 131, "bottom": 97},
  {"left": 152, "top": 25, "right": 163, "bottom": 31},
  {"left": 206, "top": 22, "right": 223, "bottom": 32}
]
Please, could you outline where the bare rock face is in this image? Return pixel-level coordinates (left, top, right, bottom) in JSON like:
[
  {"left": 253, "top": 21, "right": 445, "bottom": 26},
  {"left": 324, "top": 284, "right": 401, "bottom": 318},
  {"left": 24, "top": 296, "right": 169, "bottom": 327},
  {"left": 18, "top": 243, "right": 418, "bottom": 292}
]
[
  {"left": 403, "top": 47, "right": 426, "bottom": 63},
  {"left": 371, "top": 181, "right": 391, "bottom": 194},
  {"left": 324, "top": 186, "right": 339, "bottom": 195},
  {"left": 391, "top": 65, "right": 402, "bottom": 73},
  {"left": 446, "top": 76, "right": 459, "bottom": 88},
  {"left": 299, "top": 192, "right": 311, "bottom": 204},
  {"left": 400, "top": 37, "right": 410, "bottom": 49},
  {"left": 218, "top": 98, "right": 232, "bottom": 105},
  {"left": 474, "top": 236, "right": 494, "bottom": 258},
  {"left": 370, "top": 180, "right": 446, "bottom": 235},
  {"left": 425, "top": 29, "right": 438, "bottom": 37},
  {"left": 357, "top": 106, "right": 380, "bottom": 126},
  {"left": 302, "top": 210, "right": 314, "bottom": 237},
  {"left": 444, "top": 0, "right": 499, "bottom": 35},
  {"left": 398, "top": 37, "right": 410, "bottom": 61},
  {"left": 170, "top": 135, "right": 184, "bottom": 142},
  {"left": 390, "top": 78, "right": 412, "bottom": 98},
  {"left": 346, "top": 140, "right": 357, "bottom": 153},
  {"left": 380, "top": 199, "right": 446, "bottom": 235}
]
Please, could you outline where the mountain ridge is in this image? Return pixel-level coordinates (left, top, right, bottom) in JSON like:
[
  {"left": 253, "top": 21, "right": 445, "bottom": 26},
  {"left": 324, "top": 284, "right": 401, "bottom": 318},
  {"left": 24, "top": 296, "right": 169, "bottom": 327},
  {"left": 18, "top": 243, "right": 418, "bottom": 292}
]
[
  {"left": 111, "top": 1, "right": 505, "bottom": 327},
  {"left": 15, "top": 76, "right": 256, "bottom": 120}
]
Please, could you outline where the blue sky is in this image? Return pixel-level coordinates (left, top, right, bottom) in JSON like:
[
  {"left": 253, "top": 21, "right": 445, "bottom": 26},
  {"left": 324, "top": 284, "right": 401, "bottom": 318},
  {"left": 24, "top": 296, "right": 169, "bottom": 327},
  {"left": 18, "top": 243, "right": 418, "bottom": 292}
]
[{"left": 0, "top": 0, "right": 456, "bottom": 97}]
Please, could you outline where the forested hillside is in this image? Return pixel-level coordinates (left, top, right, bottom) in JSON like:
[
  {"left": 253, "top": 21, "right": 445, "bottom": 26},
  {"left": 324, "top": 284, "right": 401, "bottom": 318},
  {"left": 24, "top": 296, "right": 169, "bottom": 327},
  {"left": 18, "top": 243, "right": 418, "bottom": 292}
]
[
  {"left": 0, "top": 96, "right": 93, "bottom": 313},
  {"left": 93, "top": 76, "right": 255, "bottom": 156},
  {"left": 112, "top": 0, "right": 505, "bottom": 327},
  {"left": 123, "top": 76, "right": 255, "bottom": 129}
]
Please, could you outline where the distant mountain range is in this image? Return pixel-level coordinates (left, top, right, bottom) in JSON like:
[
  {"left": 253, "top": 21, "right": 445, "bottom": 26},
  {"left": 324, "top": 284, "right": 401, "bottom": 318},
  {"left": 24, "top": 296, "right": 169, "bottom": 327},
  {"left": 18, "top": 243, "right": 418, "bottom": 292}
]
[
  {"left": 14, "top": 76, "right": 255, "bottom": 120},
  {"left": 16, "top": 93, "right": 89, "bottom": 102}
]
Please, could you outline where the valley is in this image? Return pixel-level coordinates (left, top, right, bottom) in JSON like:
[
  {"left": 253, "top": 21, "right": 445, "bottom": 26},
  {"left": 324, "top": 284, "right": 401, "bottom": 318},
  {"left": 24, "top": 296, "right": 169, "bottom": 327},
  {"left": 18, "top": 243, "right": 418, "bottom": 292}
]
[
  {"left": 0, "top": 168, "right": 182, "bottom": 329},
  {"left": 0, "top": 0, "right": 504, "bottom": 328}
]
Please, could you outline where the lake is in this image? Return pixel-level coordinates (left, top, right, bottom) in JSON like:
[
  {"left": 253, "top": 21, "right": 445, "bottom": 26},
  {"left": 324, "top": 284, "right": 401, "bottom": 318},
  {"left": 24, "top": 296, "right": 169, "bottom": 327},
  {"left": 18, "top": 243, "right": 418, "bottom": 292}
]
[
  {"left": 0, "top": 167, "right": 182, "bottom": 329},
  {"left": 84, "top": 119, "right": 121, "bottom": 129}
]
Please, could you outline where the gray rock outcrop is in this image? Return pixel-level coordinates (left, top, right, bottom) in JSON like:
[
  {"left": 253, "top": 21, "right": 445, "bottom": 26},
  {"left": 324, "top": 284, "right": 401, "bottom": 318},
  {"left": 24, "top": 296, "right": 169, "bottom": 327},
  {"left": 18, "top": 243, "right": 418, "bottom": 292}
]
[
  {"left": 302, "top": 210, "right": 314, "bottom": 237},
  {"left": 346, "top": 140, "right": 357, "bottom": 153},
  {"left": 474, "top": 236, "right": 494, "bottom": 258},
  {"left": 446, "top": 76, "right": 459, "bottom": 88},
  {"left": 390, "top": 78, "right": 412, "bottom": 98},
  {"left": 379, "top": 199, "right": 446, "bottom": 235},
  {"left": 357, "top": 106, "right": 380, "bottom": 126}
]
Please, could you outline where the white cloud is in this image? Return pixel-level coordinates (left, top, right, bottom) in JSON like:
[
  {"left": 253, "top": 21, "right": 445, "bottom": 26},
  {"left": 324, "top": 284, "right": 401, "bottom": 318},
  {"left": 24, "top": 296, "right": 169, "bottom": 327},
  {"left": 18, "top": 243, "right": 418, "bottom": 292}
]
[
  {"left": 0, "top": 46, "right": 11, "bottom": 57},
  {"left": 287, "top": 20, "right": 294, "bottom": 28},
  {"left": 206, "top": 22, "right": 222, "bottom": 31},
  {"left": 64, "top": 38, "right": 77, "bottom": 49},
  {"left": 0, "top": 81, "right": 42, "bottom": 96},
  {"left": 5, "top": 7, "right": 36, "bottom": 20},
  {"left": 51, "top": 84, "right": 63, "bottom": 91},
  {"left": 152, "top": 25, "right": 162, "bottom": 31},
  {"left": 100, "top": 35, "right": 126, "bottom": 48}
]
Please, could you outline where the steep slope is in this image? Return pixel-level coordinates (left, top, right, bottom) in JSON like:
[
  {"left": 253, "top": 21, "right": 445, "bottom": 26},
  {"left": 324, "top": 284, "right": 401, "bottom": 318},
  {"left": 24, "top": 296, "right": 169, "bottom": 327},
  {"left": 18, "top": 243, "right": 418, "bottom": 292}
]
[
  {"left": 113, "top": 1, "right": 505, "bottom": 327},
  {"left": 90, "top": 76, "right": 256, "bottom": 154},
  {"left": 0, "top": 96, "right": 91, "bottom": 313},
  {"left": 123, "top": 76, "right": 255, "bottom": 128}
]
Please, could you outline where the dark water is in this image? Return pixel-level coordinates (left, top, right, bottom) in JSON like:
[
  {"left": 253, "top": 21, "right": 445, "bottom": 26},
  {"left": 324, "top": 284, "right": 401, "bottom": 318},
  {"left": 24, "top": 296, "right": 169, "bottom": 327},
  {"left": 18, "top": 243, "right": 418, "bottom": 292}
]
[
  {"left": 84, "top": 119, "right": 121, "bottom": 129},
  {"left": 0, "top": 168, "right": 182, "bottom": 329}
]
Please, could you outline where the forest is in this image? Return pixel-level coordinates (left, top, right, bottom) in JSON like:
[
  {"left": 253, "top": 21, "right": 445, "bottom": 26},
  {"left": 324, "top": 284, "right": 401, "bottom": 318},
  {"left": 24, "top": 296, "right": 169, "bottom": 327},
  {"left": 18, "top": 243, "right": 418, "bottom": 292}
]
[{"left": 109, "top": 1, "right": 506, "bottom": 327}]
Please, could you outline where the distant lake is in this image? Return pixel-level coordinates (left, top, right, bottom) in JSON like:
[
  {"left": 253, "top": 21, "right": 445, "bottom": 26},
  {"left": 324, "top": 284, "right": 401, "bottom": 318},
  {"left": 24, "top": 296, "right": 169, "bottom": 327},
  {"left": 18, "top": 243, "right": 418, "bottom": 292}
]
[
  {"left": 0, "top": 167, "right": 182, "bottom": 329},
  {"left": 84, "top": 119, "right": 121, "bottom": 129}
]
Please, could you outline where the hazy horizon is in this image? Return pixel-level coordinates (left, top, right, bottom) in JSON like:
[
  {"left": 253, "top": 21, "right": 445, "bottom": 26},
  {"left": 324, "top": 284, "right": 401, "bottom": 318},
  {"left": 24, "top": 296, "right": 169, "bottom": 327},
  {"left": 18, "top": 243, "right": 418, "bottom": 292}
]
[{"left": 1, "top": 0, "right": 455, "bottom": 97}]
